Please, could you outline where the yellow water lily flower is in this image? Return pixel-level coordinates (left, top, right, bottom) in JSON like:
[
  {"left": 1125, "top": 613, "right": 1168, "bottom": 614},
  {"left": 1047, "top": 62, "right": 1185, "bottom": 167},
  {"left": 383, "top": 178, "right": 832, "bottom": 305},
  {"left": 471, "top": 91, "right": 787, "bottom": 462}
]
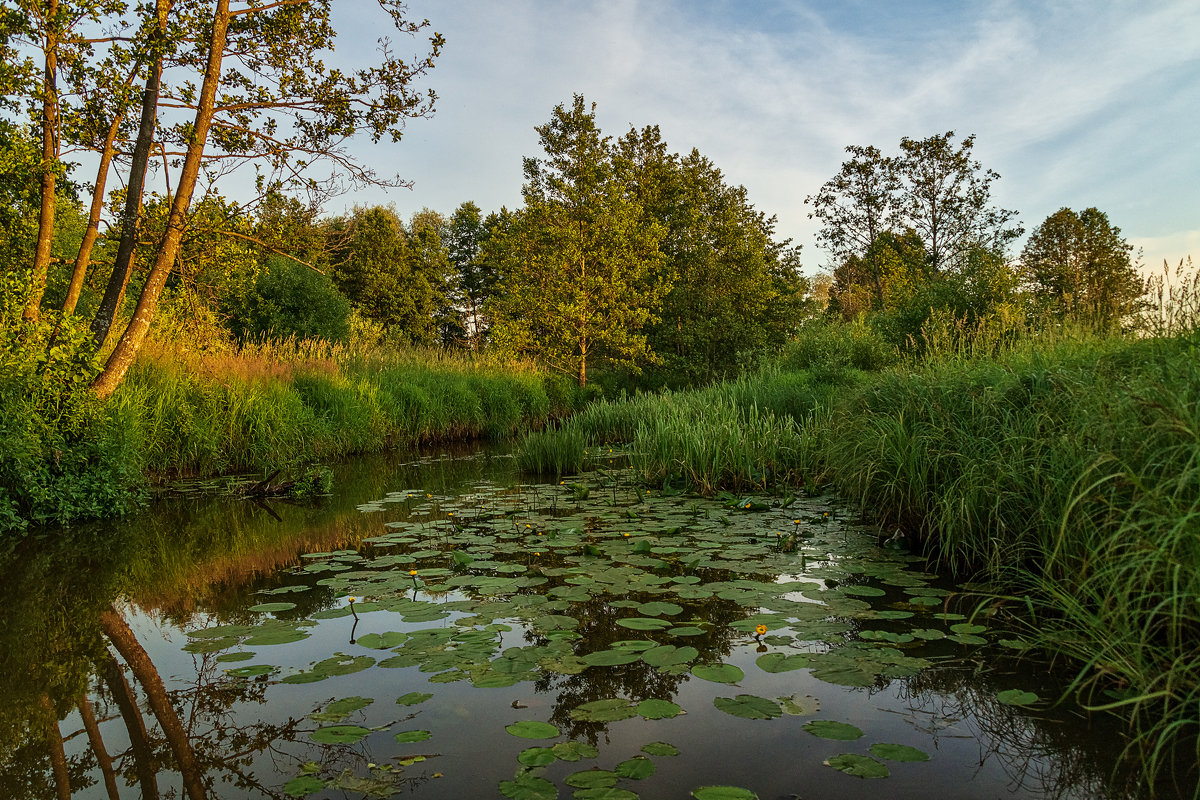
[{"left": 755, "top": 624, "right": 768, "bottom": 636}]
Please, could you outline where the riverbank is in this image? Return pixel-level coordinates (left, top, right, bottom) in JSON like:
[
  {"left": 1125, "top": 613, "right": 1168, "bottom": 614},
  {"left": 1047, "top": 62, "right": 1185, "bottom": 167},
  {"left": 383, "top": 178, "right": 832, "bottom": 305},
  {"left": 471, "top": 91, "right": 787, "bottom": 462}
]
[
  {"left": 516, "top": 326, "right": 1200, "bottom": 791},
  {"left": 0, "top": 335, "right": 579, "bottom": 534}
]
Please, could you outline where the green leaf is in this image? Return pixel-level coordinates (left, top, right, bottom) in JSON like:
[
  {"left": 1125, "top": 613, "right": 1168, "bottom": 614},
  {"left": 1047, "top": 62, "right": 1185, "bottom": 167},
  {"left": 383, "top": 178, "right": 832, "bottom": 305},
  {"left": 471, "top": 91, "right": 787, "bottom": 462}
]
[
  {"left": 396, "top": 692, "right": 433, "bottom": 706},
  {"left": 636, "top": 698, "right": 682, "bottom": 719},
  {"left": 506, "top": 720, "right": 561, "bottom": 739},
  {"left": 615, "top": 756, "right": 656, "bottom": 779},
  {"left": 518, "top": 747, "right": 557, "bottom": 767},
  {"left": 248, "top": 602, "right": 296, "bottom": 613},
  {"left": 226, "top": 665, "right": 273, "bottom": 678},
  {"left": 777, "top": 694, "right": 820, "bottom": 716},
  {"left": 283, "top": 776, "right": 325, "bottom": 797},
  {"left": 565, "top": 770, "right": 617, "bottom": 789},
  {"left": 573, "top": 789, "right": 638, "bottom": 800},
  {"left": 755, "top": 653, "right": 810, "bottom": 673},
  {"left": 310, "top": 725, "right": 370, "bottom": 744},
  {"left": 552, "top": 740, "right": 599, "bottom": 761},
  {"left": 570, "top": 698, "right": 637, "bottom": 722},
  {"left": 616, "top": 617, "right": 672, "bottom": 630},
  {"left": 642, "top": 645, "right": 698, "bottom": 668},
  {"left": 824, "top": 753, "right": 889, "bottom": 778},
  {"left": 641, "top": 741, "right": 680, "bottom": 757},
  {"left": 394, "top": 730, "right": 432, "bottom": 743},
  {"left": 713, "top": 694, "right": 781, "bottom": 720},
  {"left": 581, "top": 649, "right": 642, "bottom": 667},
  {"left": 691, "top": 663, "right": 744, "bottom": 684},
  {"left": 636, "top": 601, "right": 683, "bottom": 616},
  {"left": 803, "top": 720, "right": 864, "bottom": 740},
  {"left": 499, "top": 774, "right": 558, "bottom": 800},
  {"left": 690, "top": 787, "right": 758, "bottom": 800},
  {"left": 996, "top": 689, "right": 1039, "bottom": 706},
  {"left": 869, "top": 742, "right": 930, "bottom": 762}
]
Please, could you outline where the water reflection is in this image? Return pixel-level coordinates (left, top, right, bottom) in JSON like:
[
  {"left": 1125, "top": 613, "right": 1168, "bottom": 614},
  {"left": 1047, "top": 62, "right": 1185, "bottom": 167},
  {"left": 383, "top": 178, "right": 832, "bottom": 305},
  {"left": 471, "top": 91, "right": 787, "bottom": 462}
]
[{"left": 0, "top": 447, "right": 1172, "bottom": 799}]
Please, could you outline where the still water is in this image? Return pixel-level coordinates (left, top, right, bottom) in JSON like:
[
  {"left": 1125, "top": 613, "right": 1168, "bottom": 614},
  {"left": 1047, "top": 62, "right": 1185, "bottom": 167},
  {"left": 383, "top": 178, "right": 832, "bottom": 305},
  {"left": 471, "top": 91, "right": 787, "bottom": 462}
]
[{"left": 0, "top": 447, "right": 1160, "bottom": 799}]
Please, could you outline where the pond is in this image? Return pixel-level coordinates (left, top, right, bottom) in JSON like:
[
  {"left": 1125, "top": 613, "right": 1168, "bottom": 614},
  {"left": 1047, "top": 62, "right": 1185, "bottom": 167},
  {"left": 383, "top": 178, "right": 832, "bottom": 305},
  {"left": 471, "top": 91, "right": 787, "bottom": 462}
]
[{"left": 0, "top": 447, "right": 1160, "bottom": 799}]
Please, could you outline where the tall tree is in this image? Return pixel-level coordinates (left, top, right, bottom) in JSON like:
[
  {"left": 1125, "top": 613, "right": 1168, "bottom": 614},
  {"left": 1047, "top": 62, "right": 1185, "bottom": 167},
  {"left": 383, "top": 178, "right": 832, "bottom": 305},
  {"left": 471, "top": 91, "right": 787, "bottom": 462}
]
[
  {"left": 1021, "top": 207, "right": 1142, "bottom": 326},
  {"left": 90, "top": 0, "right": 443, "bottom": 397},
  {"left": 444, "top": 201, "right": 496, "bottom": 349},
  {"left": 488, "top": 96, "right": 666, "bottom": 386}
]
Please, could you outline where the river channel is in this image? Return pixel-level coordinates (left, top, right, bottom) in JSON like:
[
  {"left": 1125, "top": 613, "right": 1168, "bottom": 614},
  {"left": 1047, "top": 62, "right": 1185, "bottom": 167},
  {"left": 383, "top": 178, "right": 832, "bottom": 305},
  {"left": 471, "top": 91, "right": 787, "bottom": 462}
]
[{"left": 0, "top": 446, "right": 1164, "bottom": 799}]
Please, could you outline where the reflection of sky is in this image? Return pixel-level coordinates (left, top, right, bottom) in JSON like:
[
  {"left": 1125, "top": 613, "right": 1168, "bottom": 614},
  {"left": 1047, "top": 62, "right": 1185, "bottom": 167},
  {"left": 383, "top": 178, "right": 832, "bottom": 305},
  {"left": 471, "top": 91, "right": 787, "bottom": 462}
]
[{"left": 321, "top": 0, "right": 1199, "bottom": 272}]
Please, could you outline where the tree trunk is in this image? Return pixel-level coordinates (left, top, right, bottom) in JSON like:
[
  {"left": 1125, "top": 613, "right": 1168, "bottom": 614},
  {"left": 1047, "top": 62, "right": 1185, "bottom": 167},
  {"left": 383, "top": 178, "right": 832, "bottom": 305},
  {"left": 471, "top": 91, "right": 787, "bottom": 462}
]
[
  {"left": 39, "top": 692, "right": 71, "bottom": 800},
  {"left": 90, "top": 0, "right": 169, "bottom": 348},
  {"left": 101, "top": 651, "right": 160, "bottom": 800},
  {"left": 100, "top": 609, "right": 206, "bottom": 800},
  {"left": 78, "top": 693, "right": 121, "bottom": 800},
  {"left": 23, "top": 0, "right": 59, "bottom": 323},
  {"left": 92, "top": 0, "right": 229, "bottom": 398}
]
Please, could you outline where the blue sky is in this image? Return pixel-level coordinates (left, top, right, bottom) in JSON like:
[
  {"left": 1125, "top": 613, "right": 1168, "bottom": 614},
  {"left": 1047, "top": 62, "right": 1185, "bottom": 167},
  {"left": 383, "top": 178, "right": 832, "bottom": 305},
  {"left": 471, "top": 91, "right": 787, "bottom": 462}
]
[{"left": 333, "top": 1, "right": 1200, "bottom": 273}]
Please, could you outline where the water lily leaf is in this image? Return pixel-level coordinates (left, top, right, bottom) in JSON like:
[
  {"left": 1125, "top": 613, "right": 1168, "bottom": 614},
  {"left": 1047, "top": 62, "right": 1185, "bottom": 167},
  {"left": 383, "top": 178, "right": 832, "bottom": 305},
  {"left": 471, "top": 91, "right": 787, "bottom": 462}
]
[
  {"left": 611, "top": 639, "right": 658, "bottom": 651},
  {"left": 636, "top": 699, "right": 682, "bottom": 719},
  {"left": 946, "top": 633, "right": 987, "bottom": 646},
  {"left": 571, "top": 698, "right": 637, "bottom": 722},
  {"left": 553, "top": 740, "right": 599, "bottom": 761},
  {"left": 640, "top": 742, "right": 678, "bottom": 757},
  {"left": 778, "top": 694, "right": 820, "bottom": 716},
  {"left": 573, "top": 789, "right": 638, "bottom": 800},
  {"left": 506, "top": 720, "right": 560, "bottom": 739},
  {"left": 244, "top": 628, "right": 309, "bottom": 646},
  {"left": 310, "top": 725, "right": 370, "bottom": 744},
  {"left": 636, "top": 601, "right": 683, "bottom": 616},
  {"left": 810, "top": 664, "right": 876, "bottom": 688},
  {"left": 690, "top": 787, "right": 758, "bottom": 800},
  {"left": 518, "top": 747, "right": 557, "bottom": 767},
  {"left": 996, "top": 689, "right": 1039, "bottom": 706},
  {"left": 824, "top": 753, "right": 889, "bottom": 778},
  {"left": 226, "top": 665, "right": 273, "bottom": 678},
  {"left": 691, "top": 663, "right": 744, "bottom": 684},
  {"left": 910, "top": 628, "right": 945, "bottom": 640},
  {"left": 869, "top": 742, "right": 930, "bottom": 762},
  {"left": 184, "top": 637, "right": 236, "bottom": 654},
  {"left": 803, "top": 720, "right": 864, "bottom": 740},
  {"left": 581, "top": 650, "right": 642, "bottom": 667},
  {"left": 713, "top": 694, "right": 781, "bottom": 720},
  {"left": 615, "top": 756, "right": 656, "bottom": 779},
  {"left": 642, "top": 645, "right": 698, "bottom": 668},
  {"left": 214, "top": 651, "right": 255, "bottom": 663},
  {"left": 311, "top": 697, "right": 373, "bottom": 722},
  {"left": 283, "top": 776, "right": 325, "bottom": 797},
  {"left": 668, "top": 626, "right": 706, "bottom": 637},
  {"left": 840, "top": 585, "right": 886, "bottom": 597},
  {"left": 755, "top": 653, "right": 810, "bottom": 673},
  {"left": 565, "top": 770, "right": 617, "bottom": 789},
  {"left": 248, "top": 602, "right": 296, "bottom": 613},
  {"left": 950, "top": 623, "right": 986, "bottom": 635},
  {"left": 356, "top": 631, "right": 408, "bottom": 649},
  {"left": 395, "top": 692, "right": 433, "bottom": 706},
  {"left": 499, "top": 774, "right": 557, "bottom": 800},
  {"left": 617, "top": 617, "right": 672, "bottom": 630}
]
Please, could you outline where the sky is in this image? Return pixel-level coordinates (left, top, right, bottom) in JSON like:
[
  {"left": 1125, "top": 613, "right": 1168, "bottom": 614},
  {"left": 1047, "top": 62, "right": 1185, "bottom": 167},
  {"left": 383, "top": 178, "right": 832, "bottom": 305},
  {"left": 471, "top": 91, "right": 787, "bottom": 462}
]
[{"left": 330, "top": 0, "right": 1200, "bottom": 274}]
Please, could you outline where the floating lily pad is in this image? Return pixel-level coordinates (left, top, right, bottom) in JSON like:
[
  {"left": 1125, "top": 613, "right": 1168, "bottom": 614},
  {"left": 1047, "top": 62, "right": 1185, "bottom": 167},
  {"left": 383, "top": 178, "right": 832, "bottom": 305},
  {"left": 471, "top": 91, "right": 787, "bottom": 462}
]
[
  {"left": 615, "top": 756, "right": 655, "bottom": 779},
  {"left": 394, "top": 730, "right": 432, "bottom": 743},
  {"left": 396, "top": 692, "right": 433, "bottom": 706},
  {"left": 499, "top": 774, "right": 557, "bottom": 800},
  {"left": 226, "top": 664, "right": 273, "bottom": 678},
  {"left": 636, "top": 601, "right": 683, "bottom": 616},
  {"left": 803, "top": 720, "right": 864, "bottom": 740},
  {"left": 356, "top": 631, "right": 408, "bottom": 649},
  {"left": 778, "top": 694, "right": 821, "bottom": 716},
  {"left": 553, "top": 740, "right": 599, "bottom": 761},
  {"left": 636, "top": 698, "right": 682, "bottom": 719},
  {"left": 244, "top": 628, "right": 309, "bottom": 646},
  {"left": 248, "top": 602, "right": 296, "bottom": 613},
  {"left": 825, "top": 753, "right": 889, "bottom": 778},
  {"left": 214, "top": 651, "right": 255, "bottom": 663},
  {"left": 506, "top": 721, "right": 560, "bottom": 739},
  {"left": 691, "top": 787, "right": 758, "bottom": 800},
  {"left": 311, "top": 697, "right": 373, "bottom": 722},
  {"left": 869, "top": 742, "right": 931, "bottom": 762},
  {"left": 573, "top": 789, "right": 638, "bottom": 800},
  {"left": 755, "top": 653, "right": 810, "bottom": 673},
  {"left": 617, "top": 617, "right": 672, "bottom": 630},
  {"left": 283, "top": 776, "right": 325, "bottom": 797},
  {"left": 641, "top": 741, "right": 680, "bottom": 756},
  {"left": 518, "top": 747, "right": 557, "bottom": 767},
  {"left": 571, "top": 698, "right": 637, "bottom": 722},
  {"left": 668, "top": 626, "right": 707, "bottom": 636},
  {"left": 581, "top": 649, "right": 642, "bottom": 667},
  {"left": 713, "top": 695, "right": 782, "bottom": 720},
  {"left": 310, "top": 725, "right": 370, "bottom": 744},
  {"left": 691, "top": 663, "right": 744, "bottom": 684},
  {"left": 997, "top": 689, "right": 1039, "bottom": 706},
  {"left": 642, "top": 645, "right": 698, "bottom": 668},
  {"left": 565, "top": 769, "right": 617, "bottom": 789}
]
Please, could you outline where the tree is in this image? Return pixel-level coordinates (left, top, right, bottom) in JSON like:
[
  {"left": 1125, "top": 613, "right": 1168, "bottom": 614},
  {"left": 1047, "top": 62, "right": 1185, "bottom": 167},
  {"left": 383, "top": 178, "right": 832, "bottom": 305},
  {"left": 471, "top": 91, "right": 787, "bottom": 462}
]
[
  {"left": 488, "top": 96, "right": 666, "bottom": 386},
  {"left": 54, "top": 0, "right": 445, "bottom": 397},
  {"left": 1021, "top": 207, "right": 1142, "bottom": 326},
  {"left": 444, "top": 201, "right": 497, "bottom": 349}
]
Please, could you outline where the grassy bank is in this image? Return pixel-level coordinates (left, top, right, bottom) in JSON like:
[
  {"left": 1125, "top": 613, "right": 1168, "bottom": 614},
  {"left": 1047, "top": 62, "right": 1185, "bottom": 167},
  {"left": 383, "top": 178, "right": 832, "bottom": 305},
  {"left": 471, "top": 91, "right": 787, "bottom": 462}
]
[
  {"left": 0, "top": 331, "right": 577, "bottom": 535},
  {"left": 515, "top": 326, "right": 1200, "bottom": 790}
]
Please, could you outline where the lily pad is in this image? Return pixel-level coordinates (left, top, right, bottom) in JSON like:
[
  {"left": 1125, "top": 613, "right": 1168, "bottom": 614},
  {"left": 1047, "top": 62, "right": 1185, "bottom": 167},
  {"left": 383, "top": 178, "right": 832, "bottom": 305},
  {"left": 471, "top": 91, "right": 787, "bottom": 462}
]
[
  {"left": 283, "top": 776, "right": 325, "bottom": 797},
  {"left": 690, "top": 787, "right": 758, "bottom": 800},
  {"left": 617, "top": 617, "right": 672, "bottom": 630},
  {"left": 396, "top": 692, "right": 433, "bottom": 706},
  {"left": 553, "top": 740, "right": 599, "bottom": 761},
  {"left": 506, "top": 720, "right": 561, "bottom": 739},
  {"left": 691, "top": 663, "right": 744, "bottom": 685},
  {"left": 581, "top": 649, "right": 642, "bottom": 667},
  {"left": 825, "top": 753, "right": 889, "bottom": 778},
  {"left": 755, "top": 653, "right": 810, "bottom": 673},
  {"left": 394, "top": 730, "right": 432, "bottom": 743},
  {"left": 248, "top": 602, "right": 296, "bottom": 613},
  {"left": 869, "top": 742, "right": 931, "bottom": 762},
  {"left": 518, "top": 747, "right": 557, "bottom": 767},
  {"left": 571, "top": 698, "right": 637, "bottom": 722},
  {"left": 636, "top": 698, "right": 683, "bottom": 719},
  {"left": 713, "top": 695, "right": 782, "bottom": 720},
  {"left": 641, "top": 741, "right": 680, "bottom": 757},
  {"left": 615, "top": 756, "right": 655, "bottom": 779},
  {"left": 565, "top": 770, "right": 618, "bottom": 789},
  {"left": 499, "top": 774, "right": 557, "bottom": 800},
  {"left": 310, "top": 725, "right": 370, "bottom": 744},
  {"left": 996, "top": 689, "right": 1039, "bottom": 706},
  {"left": 642, "top": 645, "right": 698, "bottom": 668},
  {"left": 803, "top": 720, "right": 864, "bottom": 740},
  {"left": 778, "top": 694, "right": 821, "bottom": 716}
]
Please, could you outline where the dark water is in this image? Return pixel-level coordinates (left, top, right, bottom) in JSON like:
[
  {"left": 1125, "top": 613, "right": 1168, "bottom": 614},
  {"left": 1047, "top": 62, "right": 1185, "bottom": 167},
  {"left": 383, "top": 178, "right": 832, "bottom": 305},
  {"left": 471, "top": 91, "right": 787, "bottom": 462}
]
[{"left": 0, "top": 447, "right": 1166, "bottom": 800}]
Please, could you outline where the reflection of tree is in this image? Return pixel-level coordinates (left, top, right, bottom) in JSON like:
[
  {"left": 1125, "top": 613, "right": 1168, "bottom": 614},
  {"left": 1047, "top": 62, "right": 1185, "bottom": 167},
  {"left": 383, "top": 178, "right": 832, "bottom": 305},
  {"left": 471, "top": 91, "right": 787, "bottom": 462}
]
[
  {"left": 534, "top": 589, "right": 748, "bottom": 744},
  {"left": 39, "top": 693, "right": 71, "bottom": 800},
  {"left": 77, "top": 693, "right": 120, "bottom": 800},
  {"left": 100, "top": 651, "right": 160, "bottom": 798}
]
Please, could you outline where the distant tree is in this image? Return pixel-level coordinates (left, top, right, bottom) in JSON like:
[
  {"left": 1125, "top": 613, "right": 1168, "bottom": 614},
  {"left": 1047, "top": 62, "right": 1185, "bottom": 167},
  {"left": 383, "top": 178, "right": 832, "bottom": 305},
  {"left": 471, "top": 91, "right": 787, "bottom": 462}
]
[
  {"left": 444, "top": 201, "right": 497, "bottom": 349},
  {"left": 488, "top": 96, "right": 666, "bottom": 386},
  {"left": 1021, "top": 207, "right": 1142, "bottom": 326},
  {"left": 892, "top": 132, "right": 1022, "bottom": 274},
  {"left": 241, "top": 255, "right": 351, "bottom": 343},
  {"left": 330, "top": 206, "right": 439, "bottom": 344},
  {"left": 406, "top": 208, "right": 457, "bottom": 345}
]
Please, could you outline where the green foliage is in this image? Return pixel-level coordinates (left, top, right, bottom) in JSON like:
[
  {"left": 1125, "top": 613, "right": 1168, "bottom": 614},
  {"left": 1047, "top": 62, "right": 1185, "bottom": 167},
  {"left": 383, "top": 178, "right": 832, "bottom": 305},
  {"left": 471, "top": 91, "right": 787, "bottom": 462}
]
[
  {"left": 488, "top": 95, "right": 667, "bottom": 385},
  {"left": 1020, "top": 207, "right": 1143, "bottom": 327},
  {"left": 233, "top": 256, "right": 352, "bottom": 344}
]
